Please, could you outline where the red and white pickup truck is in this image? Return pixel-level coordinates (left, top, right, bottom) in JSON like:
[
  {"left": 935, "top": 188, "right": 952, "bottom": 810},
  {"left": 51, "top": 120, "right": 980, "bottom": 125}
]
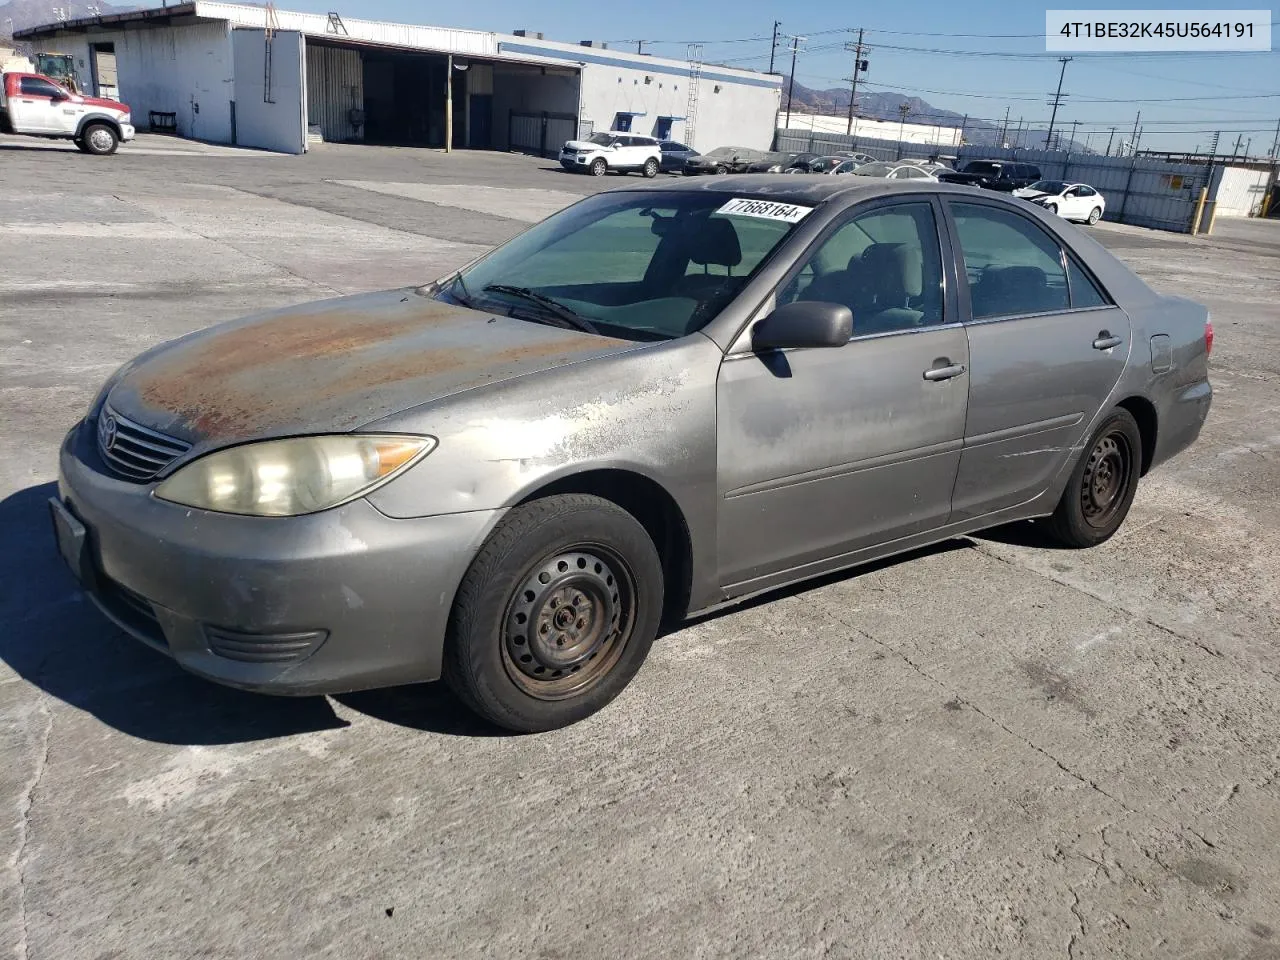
[{"left": 0, "top": 71, "right": 135, "bottom": 155}]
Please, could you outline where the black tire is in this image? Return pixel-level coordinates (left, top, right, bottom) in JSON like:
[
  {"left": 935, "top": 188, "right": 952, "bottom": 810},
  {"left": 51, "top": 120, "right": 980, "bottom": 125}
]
[
  {"left": 714, "top": 164, "right": 729, "bottom": 175},
  {"left": 1045, "top": 409, "right": 1142, "bottom": 548},
  {"left": 642, "top": 157, "right": 659, "bottom": 179},
  {"left": 589, "top": 157, "right": 608, "bottom": 177},
  {"left": 73, "top": 137, "right": 91, "bottom": 154},
  {"left": 443, "top": 494, "right": 664, "bottom": 733},
  {"left": 81, "top": 123, "right": 119, "bottom": 156},
  {"left": 1043, "top": 201, "right": 1058, "bottom": 215},
  {"left": 1088, "top": 207, "right": 1102, "bottom": 225}
]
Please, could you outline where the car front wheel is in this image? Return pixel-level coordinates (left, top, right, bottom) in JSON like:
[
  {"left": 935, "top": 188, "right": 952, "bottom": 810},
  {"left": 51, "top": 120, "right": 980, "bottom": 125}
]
[
  {"left": 443, "top": 494, "right": 664, "bottom": 732},
  {"left": 1045, "top": 409, "right": 1142, "bottom": 548},
  {"left": 589, "top": 158, "right": 608, "bottom": 177},
  {"left": 81, "top": 123, "right": 119, "bottom": 156}
]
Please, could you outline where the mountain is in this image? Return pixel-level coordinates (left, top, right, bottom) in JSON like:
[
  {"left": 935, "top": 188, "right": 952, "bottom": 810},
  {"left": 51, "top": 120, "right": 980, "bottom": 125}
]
[
  {"left": 0, "top": 0, "right": 136, "bottom": 39},
  {"left": 778, "top": 76, "right": 1089, "bottom": 153}
]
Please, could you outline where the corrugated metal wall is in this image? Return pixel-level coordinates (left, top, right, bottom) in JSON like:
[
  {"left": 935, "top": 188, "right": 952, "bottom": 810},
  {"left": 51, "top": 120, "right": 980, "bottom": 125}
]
[
  {"left": 305, "top": 44, "right": 364, "bottom": 142},
  {"left": 1212, "top": 166, "right": 1272, "bottom": 217}
]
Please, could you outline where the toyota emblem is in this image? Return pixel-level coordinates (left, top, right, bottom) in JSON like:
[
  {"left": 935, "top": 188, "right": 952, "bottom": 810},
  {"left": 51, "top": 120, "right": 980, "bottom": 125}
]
[{"left": 101, "top": 415, "right": 118, "bottom": 451}]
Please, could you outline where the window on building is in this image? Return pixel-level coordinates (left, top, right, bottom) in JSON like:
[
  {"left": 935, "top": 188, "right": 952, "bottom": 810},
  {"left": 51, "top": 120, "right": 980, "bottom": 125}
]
[{"left": 613, "top": 113, "right": 633, "bottom": 132}]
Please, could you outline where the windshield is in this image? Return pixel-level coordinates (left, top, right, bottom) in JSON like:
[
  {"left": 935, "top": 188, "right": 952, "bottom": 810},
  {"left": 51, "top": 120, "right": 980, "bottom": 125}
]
[
  {"left": 1027, "top": 180, "right": 1067, "bottom": 194},
  {"left": 853, "top": 162, "right": 895, "bottom": 177},
  {"left": 587, "top": 133, "right": 614, "bottom": 146},
  {"left": 441, "top": 192, "right": 809, "bottom": 341},
  {"left": 962, "top": 161, "right": 1003, "bottom": 176},
  {"left": 703, "top": 147, "right": 736, "bottom": 158}
]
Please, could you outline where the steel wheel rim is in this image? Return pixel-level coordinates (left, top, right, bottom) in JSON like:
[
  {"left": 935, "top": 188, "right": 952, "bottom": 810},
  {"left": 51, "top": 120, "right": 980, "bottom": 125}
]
[
  {"left": 1080, "top": 431, "right": 1132, "bottom": 527},
  {"left": 89, "top": 128, "right": 113, "bottom": 152},
  {"left": 501, "top": 546, "right": 636, "bottom": 700}
]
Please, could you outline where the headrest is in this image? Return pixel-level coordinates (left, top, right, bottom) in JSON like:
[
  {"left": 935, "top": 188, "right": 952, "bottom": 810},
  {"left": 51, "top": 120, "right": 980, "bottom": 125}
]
[
  {"left": 691, "top": 218, "right": 743, "bottom": 268},
  {"left": 860, "top": 242, "right": 923, "bottom": 299}
]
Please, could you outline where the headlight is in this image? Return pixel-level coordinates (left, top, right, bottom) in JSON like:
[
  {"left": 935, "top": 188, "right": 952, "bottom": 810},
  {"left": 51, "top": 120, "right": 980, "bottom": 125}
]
[
  {"left": 122, "top": 113, "right": 131, "bottom": 124},
  {"left": 155, "top": 434, "right": 435, "bottom": 516},
  {"left": 767, "top": 165, "right": 783, "bottom": 173}
]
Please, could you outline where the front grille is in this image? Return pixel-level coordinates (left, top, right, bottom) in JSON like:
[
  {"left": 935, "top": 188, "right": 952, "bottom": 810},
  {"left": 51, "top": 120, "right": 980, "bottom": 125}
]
[
  {"left": 205, "top": 626, "right": 327, "bottom": 664},
  {"left": 98, "top": 576, "right": 168, "bottom": 649},
  {"left": 97, "top": 406, "right": 191, "bottom": 482}
]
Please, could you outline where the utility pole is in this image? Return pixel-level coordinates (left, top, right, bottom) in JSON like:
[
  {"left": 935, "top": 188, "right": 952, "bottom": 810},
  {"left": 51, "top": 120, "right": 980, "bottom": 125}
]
[
  {"left": 1245, "top": 137, "right": 1252, "bottom": 159},
  {"left": 1069, "top": 119, "right": 1079, "bottom": 150},
  {"left": 1014, "top": 117, "right": 1023, "bottom": 149},
  {"left": 636, "top": 40, "right": 645, "bottom": 54},
  {"left": 959, "top": 113, "right": 968, "bottom": 146},
  {"left": 843, "top": 28, "right": 867, "bottom": 135},
  {"left": 1271, "top": 117, "right": 1280, "bottom": 160},
  {"left": 1044, "top": 56, "right": 1071, "bottom": 149},
  {"left": 897, "top": 102, "right": 910, "bottom": 157},
  {"left": 1231, "top": 132, "right": 1244, "bottom": 158},
  {"left": 1129, "top": 111, "right": 1141, "bottom": 157},
  {"left": 768, "top": 21, "right": 782, "bottom": 74},
  {"left": 1105, "top": 127, "right": 1116, "bottom": 156},
  {"left": 998, "top": 106, "right": 1010, "bottom": 147},
  {"left": 783, "top": 35, "right": 805, "bottom": 130}
]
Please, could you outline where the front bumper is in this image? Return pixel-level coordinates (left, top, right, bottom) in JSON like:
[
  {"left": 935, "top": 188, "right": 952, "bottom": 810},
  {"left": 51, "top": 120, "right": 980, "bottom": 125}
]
[
  {"left": 55, "top": 421, "right": 502, "bottom": 695},
  {"left": 120, "top": 122, "right": 136, "bottom": 142},
  {"left": 559, "top": 152, "right": 592, "bottom": 170}
]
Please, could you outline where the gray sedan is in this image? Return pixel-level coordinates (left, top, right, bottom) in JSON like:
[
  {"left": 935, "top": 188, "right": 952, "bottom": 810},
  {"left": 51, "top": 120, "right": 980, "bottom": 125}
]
[{"left": 52, "top": 178, "right": 1213, "bottom": 732}]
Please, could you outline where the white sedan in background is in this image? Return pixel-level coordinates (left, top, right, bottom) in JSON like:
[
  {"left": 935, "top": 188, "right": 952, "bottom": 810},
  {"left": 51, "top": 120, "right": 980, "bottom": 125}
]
[
  {"left": 1013, "top": 180, "right": 1107, "bottom": 224},
  {"left": 830, "top": 160, "right": 938, "bottom": 180}
]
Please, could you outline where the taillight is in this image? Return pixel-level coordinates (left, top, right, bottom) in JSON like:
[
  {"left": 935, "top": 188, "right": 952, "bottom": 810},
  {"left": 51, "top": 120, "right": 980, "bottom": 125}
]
[{"left": 1205, "top": 319, "right": 1214, "bottom": 356}]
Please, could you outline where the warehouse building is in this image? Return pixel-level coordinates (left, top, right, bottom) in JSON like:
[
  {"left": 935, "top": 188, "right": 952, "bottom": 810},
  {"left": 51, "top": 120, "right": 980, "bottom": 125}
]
[{"left": 16, "top": 2, "right": 782, "bottom": 155}]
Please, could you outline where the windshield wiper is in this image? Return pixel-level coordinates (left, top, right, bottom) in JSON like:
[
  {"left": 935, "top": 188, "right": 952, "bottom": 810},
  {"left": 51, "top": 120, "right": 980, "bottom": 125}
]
[{"left": 481, "top": 284, "right": 600, "bottom": 335}]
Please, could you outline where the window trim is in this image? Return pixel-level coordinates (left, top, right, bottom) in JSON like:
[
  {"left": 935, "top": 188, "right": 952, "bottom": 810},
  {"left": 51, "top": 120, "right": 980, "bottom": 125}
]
[
  {"left": 757, "top": 194, "right": 957, "bottom": 345},
  {"left": 20, "top": 77, "right": 63, "bottom": 98},
  {"left": 940, "top": 195, "right": 1115, "bottom": 324}
]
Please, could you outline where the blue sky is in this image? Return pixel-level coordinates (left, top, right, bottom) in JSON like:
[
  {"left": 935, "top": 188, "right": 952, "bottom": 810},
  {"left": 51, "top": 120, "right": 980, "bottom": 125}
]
[{"left": 290, "top": 0, "right": 1278, "bottom": 153}]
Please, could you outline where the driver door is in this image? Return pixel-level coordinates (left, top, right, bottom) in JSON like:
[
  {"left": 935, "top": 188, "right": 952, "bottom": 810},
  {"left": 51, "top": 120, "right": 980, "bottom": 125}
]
[
  {"left": 715, "top": 197, "right": 969, "bottom": 591},
  {"left": 10, "top": 76, "right": 63, "bottom": 133}
]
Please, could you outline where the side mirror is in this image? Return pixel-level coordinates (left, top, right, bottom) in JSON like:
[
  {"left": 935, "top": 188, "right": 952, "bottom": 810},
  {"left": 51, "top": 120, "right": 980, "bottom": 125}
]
[
  {"left": 51, "top": 89, "right": 69, "bottom": 101},
  {"left": 753, "top": 301, "right": 852, "bottom": 351}
]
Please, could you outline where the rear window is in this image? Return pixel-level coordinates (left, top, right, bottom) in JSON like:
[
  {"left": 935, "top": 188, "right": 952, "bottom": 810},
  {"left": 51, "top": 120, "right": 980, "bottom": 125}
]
[{"left": 963, "top": 162, "right": 1003, "bottom": 177}]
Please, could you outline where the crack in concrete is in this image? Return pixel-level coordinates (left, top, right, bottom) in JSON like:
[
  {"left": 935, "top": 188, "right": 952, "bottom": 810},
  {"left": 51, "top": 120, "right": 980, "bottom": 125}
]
[
  {"left": 968, "top": 543, "right": 1233, "bottom": 665},
  {"left": 11, "top": 696, "right": 52, "bottom": 960},
  {"left": 1068, "top": 889, "right": 1086, "bottom": 960}
]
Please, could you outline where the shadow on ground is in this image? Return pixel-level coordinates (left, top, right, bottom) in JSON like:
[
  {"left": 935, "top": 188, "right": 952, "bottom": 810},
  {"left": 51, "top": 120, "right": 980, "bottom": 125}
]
[{"left": 0, "top": 482, "right": 497, "bottom": 743}]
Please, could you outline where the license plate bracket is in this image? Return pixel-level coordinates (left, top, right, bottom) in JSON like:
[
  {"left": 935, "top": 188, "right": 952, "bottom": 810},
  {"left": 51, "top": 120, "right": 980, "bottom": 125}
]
[{"left": 48, "top": 497, "right": 95, "bottom": 589}]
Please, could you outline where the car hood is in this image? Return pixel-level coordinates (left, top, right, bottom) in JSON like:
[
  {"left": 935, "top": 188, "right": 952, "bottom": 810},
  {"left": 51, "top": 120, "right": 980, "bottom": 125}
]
[
  {"left": 79, "top": 95, "right": 128, "bottom": 112},
  {"left": 105, "top": 288, "right": 640, "bottom": 448},
  {"left": 1013, "top": 188, "right": 1050, "bottom": 198},
  {"left": 563, "top": 140, "right": 605, "bottom": 151}
]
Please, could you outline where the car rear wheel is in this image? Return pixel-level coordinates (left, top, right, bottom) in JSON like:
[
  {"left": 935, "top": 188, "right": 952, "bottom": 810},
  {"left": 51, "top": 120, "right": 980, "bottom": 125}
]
[
  {"left": 81, "top": 123, "right": 119, "bottom": 156},
  {"left": 1045, "top": 409, "right": 1142, "bottom": 548},
  {"left": 589, "top": 158, "right": 608, "bottom": 177},
  {"left": 642, "top": 157, "right": 659, "bottom": 178},
  {"left": 443, "top": 494, "right": 664, "bottom": 732},
  {"left": 1088, "top": 206, "right": 1102, "bottom": 225},
  {"left": 714, "top": 164, "right": 729, "bottom": 175}
]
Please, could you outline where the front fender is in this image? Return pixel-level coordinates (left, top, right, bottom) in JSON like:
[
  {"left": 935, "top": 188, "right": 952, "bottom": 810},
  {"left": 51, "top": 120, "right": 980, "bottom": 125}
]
[{"left": 75, "top": 112, "right": 122, "bottom": 138}]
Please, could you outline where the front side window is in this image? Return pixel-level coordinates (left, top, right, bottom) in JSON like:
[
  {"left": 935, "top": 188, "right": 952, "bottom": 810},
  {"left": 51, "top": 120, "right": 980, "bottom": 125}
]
[
  {"left": 586, "top": 132, "right": 614, "bottom": 147},
  {"left": 20, "top": 77, "right": 64, "bottom": 98},
  {"left": 780, "top": 202, "right": 944, "bottom": 337},
  {"left": 443, "top": 192, "right": 805, "bottom": 341},
  {"left": 950, "top": 202, "right": 1070, "bottom": 319}
]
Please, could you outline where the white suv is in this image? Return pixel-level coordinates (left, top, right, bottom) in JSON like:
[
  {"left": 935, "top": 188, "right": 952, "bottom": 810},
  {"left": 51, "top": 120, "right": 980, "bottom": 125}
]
[{"left": 560, "top": 131, "right": 662, "bottom": 178}]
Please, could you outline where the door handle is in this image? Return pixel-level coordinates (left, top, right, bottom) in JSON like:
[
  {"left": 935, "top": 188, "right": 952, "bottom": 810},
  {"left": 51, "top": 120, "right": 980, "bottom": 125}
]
[
  {"left": 1093, "top": 331, "right": 1123, "bottom": 350},
  {"left": 923, "top": 361, "right": 967, "bottom": 382}
]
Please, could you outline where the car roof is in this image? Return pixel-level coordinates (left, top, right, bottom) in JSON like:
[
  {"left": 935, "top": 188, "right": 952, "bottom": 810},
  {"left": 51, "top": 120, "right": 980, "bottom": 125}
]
[{"left": 609, "top": 174, "right": 1012, "bottom": 209}]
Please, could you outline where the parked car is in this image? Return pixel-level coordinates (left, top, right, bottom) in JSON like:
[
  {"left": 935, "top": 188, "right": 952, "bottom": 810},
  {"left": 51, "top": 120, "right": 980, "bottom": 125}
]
[
  {"left": 938, "top": 160, "right": 1042, "bottom": 192},
  {"left": 54, "top": 178, "right": 1213, "bottom": 733},
  {"left": 745, "top": 152, "right": 802, "bottom": 173},
  {"left": 835, "top": 151, "right": 878, "bottom": 164},
  {"left": 1013, "top": 180, "right": 1107, "bottom": 224},
  {"left": 559, "top": 131, "right": 662, "bottom": 177},
  {"left": 789, "top": 155, "right": 847, "bottom": 174},
  {"left": 0, "top": 71, "right": 134, "bottom": 155},
  {"left": 658, "top": 140, "right": 697, "bottom": 173},
  {"left": 683, "top": 146, "right": 765, "bottom": 175},
  {"left": 829, "top": 159, "right": 864, "bottom": 175},
  {"left": 845, "top": 160, "right": 940, "bottom": 181}
]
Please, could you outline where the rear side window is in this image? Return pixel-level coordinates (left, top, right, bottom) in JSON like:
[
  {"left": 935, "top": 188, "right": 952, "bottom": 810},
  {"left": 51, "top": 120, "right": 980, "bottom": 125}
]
[
  {"left": 1067, "top": 257, "right": 1109, "bottom": 308},
  {"left": 950, "top": 202, "right": 1070, "bottom": 319}
]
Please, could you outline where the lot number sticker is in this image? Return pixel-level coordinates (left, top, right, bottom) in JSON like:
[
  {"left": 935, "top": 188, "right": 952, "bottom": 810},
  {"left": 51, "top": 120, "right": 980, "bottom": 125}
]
[{"left": 716, "top": 198, "right": 812, "bottom": 223}]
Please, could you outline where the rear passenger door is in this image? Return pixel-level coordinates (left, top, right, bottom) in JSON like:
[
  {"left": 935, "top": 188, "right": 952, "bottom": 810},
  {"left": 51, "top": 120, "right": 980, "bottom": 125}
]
[{"left": 945, "top": 198, "right": 1131, "bottom": 520}]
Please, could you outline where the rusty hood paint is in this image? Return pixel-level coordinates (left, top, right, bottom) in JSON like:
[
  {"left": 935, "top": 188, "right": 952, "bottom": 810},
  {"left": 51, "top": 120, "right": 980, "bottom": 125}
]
[{"left": 105, "top": 288, "right": 641, "bottom": 447}]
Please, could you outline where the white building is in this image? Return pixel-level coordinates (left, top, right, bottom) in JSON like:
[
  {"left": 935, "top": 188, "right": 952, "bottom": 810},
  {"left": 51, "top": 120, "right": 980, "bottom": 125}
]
[
  {"left": 782, "top": 112, "right": 964, "bottom": 149},
  {"left": 16, "top": 2, "right": 782, "bottom": 155}
]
